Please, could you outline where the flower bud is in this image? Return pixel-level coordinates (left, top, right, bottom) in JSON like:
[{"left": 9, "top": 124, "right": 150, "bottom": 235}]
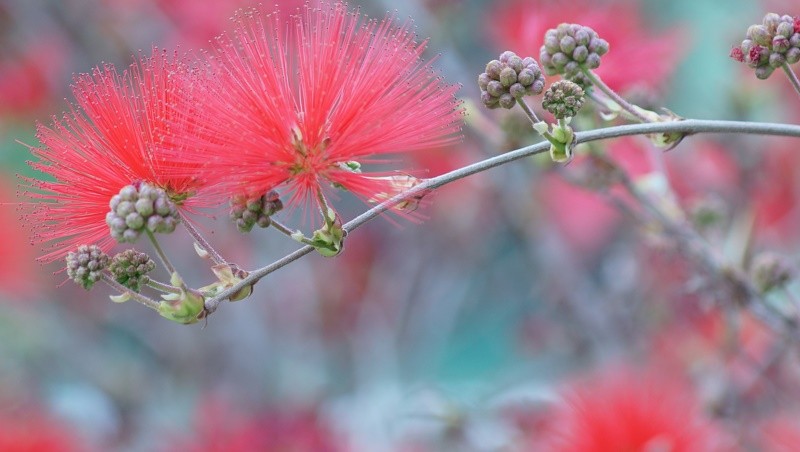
[
  {"left": 754, "top": 65, "right": 775, "bottom": 79},
  {"left": 499, "top": 67, "right": 517, "bottom": 87},
  {"left": 230, "top": 190, "right": 283, "bottom": 232},
  {"left": 109, "top": 249, "right": 155, "bottom": 292},
  {"left": 66, "top": 245, "right": 109, "bottom": 290},
  {"left": 769, "top": 52, "right": 786, "bottom": 68},
  {"left": 478, "top": 51, "right": 545, "bottom": 109},
  {"left": 776, "top": 21, "right": 794, "bottom": 38},
  {"left": 106, "top": 183, "right": 180, "bottom": 243},
  {"left": 748, "top": 24, "right": 772, "bottom": 46},
  {"left": 485, "top": 60, "right": 502, "bottom": 79},
  {"left": 786, "top": 47, "right": 800, "bottom": 64},
  {"left": 542, "top": 81, "right": 586, "bottom": 120},
  {"left": 762, "top": 13, "right": 781, "bottom": 33},
  {"left": 772, "top": 35, "right": 790, "bottom": 53}
]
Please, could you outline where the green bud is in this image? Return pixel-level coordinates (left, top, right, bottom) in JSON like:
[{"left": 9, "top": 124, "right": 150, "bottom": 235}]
[{"left": 158, "top": 273, "right": 205, "bottom": 324}]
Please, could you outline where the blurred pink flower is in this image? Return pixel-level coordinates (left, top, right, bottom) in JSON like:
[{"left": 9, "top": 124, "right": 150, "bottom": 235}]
[
  {"left": 169, "top": 400, "right": 344, "bottom": 452},
  {"left": 751, "top": 145, "right": 800, "bottom": 241},
  {"left": 0, "top": 177, "right": 39, "bottom": 297},
  {"left": 757, "top": 416, "right": 800, "bottom": 452},
  {"left": 541, "top": 365, "right": 728, "bottom": 452},
  {"left": 536, "top": 137, "right": 652, "bottom": 255},
  {"left": 0, "top": 411, "right": 84, "bottom": 452},
  {"left": 491, "top": 0, "right": 683, "bottom": 93},
  {"left": 0, "top": 35, "right": 69, "bottom": 116}
]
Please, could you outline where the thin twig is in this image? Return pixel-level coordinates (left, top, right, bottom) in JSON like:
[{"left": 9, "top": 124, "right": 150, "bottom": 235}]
[
  {"left": 204, "top": 119, "right": 800, "bottom": 314},
  {"left": 146, "top": 278, "right": 181, "bottom": 294},
  {"left": 516, "top": 98, "right": 541, "bottom": 124},
  {"left": 146, "top": 229, "right": 177, "bottom": 277},
  {"left": 782, "top": 64, "right": 800, "bottom": 97},
  {"left": 102, "top": 274, "right": 160, "bottom": 310},
  {"left": 180, "top": 212, "right": 227, "bottom": 265},
  {"left": 270, "top": 218, "right": 300, "bottom": 239},
  {"left": 582, "top": 69, "right": 653, "bottom": 123}
]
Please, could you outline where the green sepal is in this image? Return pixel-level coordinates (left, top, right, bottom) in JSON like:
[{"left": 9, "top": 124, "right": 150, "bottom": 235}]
[
  {"left": 199, "top": 264, "right": 253, "bottom": 302},
  {"left": 110, "top": 293, "right": 130, "bottom": 303},
  {"left": 157, "top": 272, "right": 205, "bottom": 324},
  {"left": 548, "top": 123, "right": 576, "bottom": 163},
  {"left": 309, "top": 212, "right": 345, "bottom": 257}
]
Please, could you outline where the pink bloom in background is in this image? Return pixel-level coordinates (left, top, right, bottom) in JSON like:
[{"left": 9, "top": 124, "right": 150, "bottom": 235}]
[
  {"left": 0, "top": 411, "right": 84, "bottom": 452},
  {"left": 0, "top": 177, "right": 39, "bottom": 298},
  {"left": 179, "top": 3, "right": 463, "bottom": 217},
  {"left": 169, "top": 399, "right": 344, "bottom": 452},
  {"left": 23, "top": 48, "right": 217, "bottom": 263},
  {"left": 541, "top": 366, "right": 727, "bottom": 452},
  {"left": 0, "top": 35, "right": 69, "bottom": 116},
  {"left": 537, "top": 137, "right": 653, "bottom": 256},
  {"left": 757, "top": 416, "right": 800, "bottom": 451},
  {"left": 103, "top": 0, "right": 308, "bottom": 48},
  {"left": 492, "top": 0, "right": 682, "bottom": 93}
]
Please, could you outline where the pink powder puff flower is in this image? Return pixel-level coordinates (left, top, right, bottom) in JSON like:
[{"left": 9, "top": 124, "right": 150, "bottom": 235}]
[
  {"left": 178, "top": 2, "right": 463, "bottom": 219},
  {"left": 23, "top": 47, "right": 218, "bottom": 263},
  {"left": 541, "top": 366, "right": 729, "bottom": 452}
]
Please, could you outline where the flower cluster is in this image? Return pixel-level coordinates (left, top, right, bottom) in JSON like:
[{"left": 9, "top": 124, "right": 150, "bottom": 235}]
[
  {"left": 478, "top": 51, "right": 545, "bottom": 109},
  {"left": 230, "top": 191, "right": 283, "bottom": 233},
  {"left": 106, "top": 183, "right": 180, "bottom": 242},
  {"left": 109, "top": 250, "right": 156, "bottom": 291},
  {"left": 731, "top": 13, "right": 800, "bottom": 79},
  {"left": 175, "top": 3, "right": 463, "bottom": 221},
  {"left": 23, "top": 48, "right": 214, "bottom": 263},
  {"left": 542, "top": 80, "right": 585, "bottom": 119},
  {"left": 540, "top": 23, "right": 609, "bottom": 81},
  {"left": 66, "top": 245, "right": 109, "bottom": 290},
  {"left": 21, "top": 2, "right": 463, "bottom": 319}
]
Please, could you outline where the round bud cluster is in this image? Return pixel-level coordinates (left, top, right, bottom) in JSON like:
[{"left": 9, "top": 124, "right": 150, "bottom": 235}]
[
  {"left": 106, "top": 183, "right": 179, "bottom": 243},
  {"left": 109, "top": 250, "right": 156, "bottom": 292},
  {"left": 751, "top": 252, "right": 795, "bottom": 293},
  {"left": 230, "top": 190, "right": 283, "bottom": 233},
  {"left": 478, "top": 51, "right": 545, "bottom": 109},
  {"left": 732, "top": 13, "right": 800, "bottom": 79},
  {"left": 540, "top": 23, "right": 609, "bottom": 80},
  {"left": 542, "top": 80, "right": 586, "bottom": 119},
  {"left": 66, "top": 245, "right": 110, "bottom": 290}
]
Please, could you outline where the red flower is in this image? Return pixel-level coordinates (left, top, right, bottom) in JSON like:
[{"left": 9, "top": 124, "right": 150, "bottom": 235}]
[
  {"left": 730, "top": 46, "right": 745, "bottom": 62},
  {"left": 180, "top": 3, "right": 463, "bottom": 217},
  {"left": 0, "top": 176, "right": 39, "bottom": 297},
  {"left": 491, "top": 0, "right": 683, "bottom": 93},
  {"left": 541, "top": 366, "right": 728, "bottom": 452},
  {"left": 24, "top": 48, "right": 215, "bottom": 263},
  {"left": 0, "top": 412, "right": 84, "bottom": 452},
  {"left": 168, "top": 400, "right": 344, "bottom": 452},
  {"left": 757, "top": 416, "right": 800, "bottom": 451},
  {"left": 0, "top": 35, "right": 68, "bottom": 116}
]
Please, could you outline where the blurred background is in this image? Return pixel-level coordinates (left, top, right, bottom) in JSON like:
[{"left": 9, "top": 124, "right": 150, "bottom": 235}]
[{"left": 3, "top": 0, "right": 800, "bottom": 450}]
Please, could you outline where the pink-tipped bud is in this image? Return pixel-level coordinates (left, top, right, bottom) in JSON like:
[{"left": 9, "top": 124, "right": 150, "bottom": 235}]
[
  {"left": 66, "top": 245, "right": 110, "bottom": 290},
  {"left": 730, "top": 46, "right": 745, "bottom": 62},
  {"left": 230, "top": 190, "right": 283, "bottom": 233},
  {"left": 478, "top": 51, "right": 545, "bottom": 109}
]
